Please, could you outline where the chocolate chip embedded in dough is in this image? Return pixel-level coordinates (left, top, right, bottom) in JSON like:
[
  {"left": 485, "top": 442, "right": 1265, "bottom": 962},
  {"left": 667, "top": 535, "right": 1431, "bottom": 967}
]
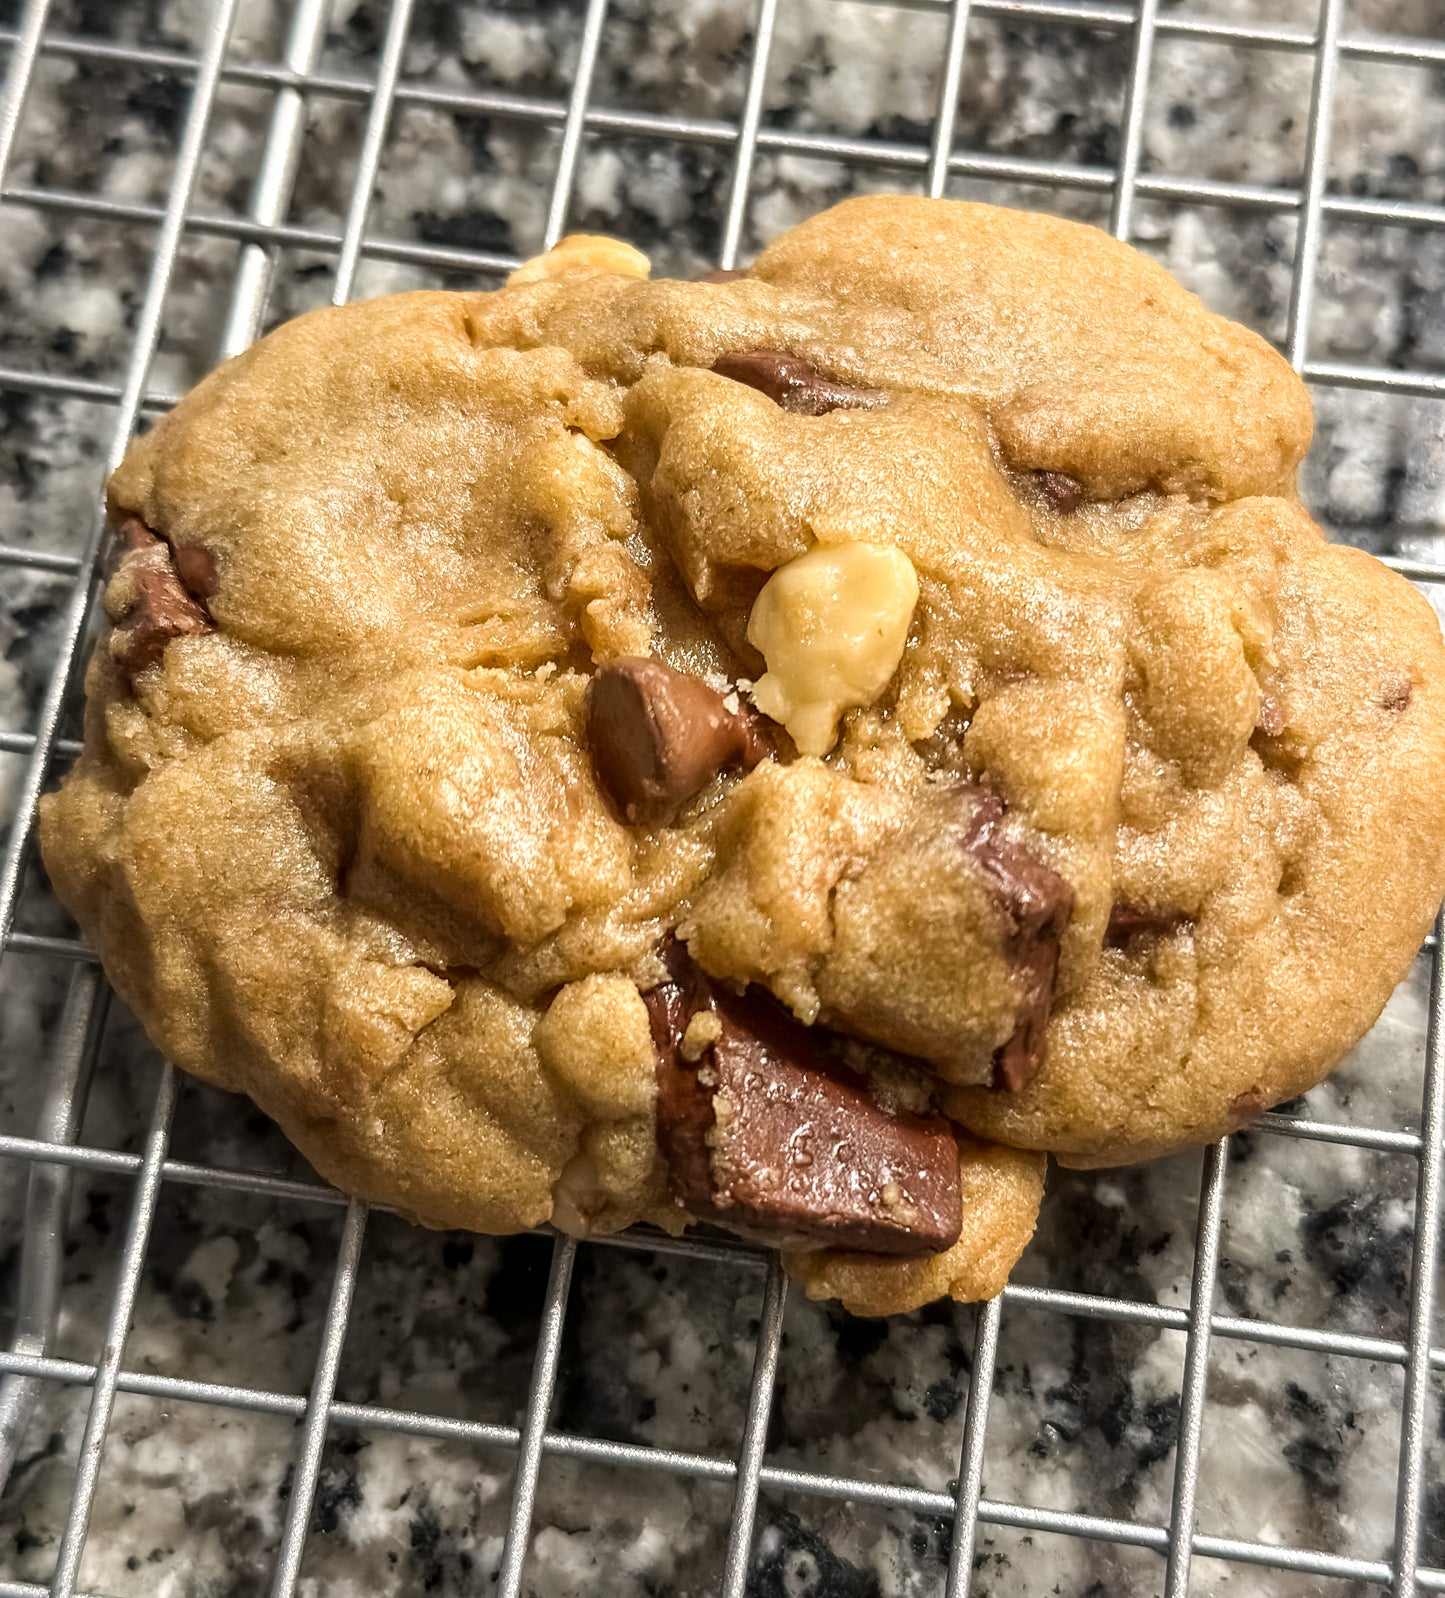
[
  {"left": 991, "top": 939, "right": 1061, "bottom": 1094},
  {"left": 645, "top": 959, "right": 962, "bottom": 1255},
  {"left": 1256, "top": 693, "right": 1286, "bottom": 737},
  {"left": 1227, "top": 1085, "right": 1268, "bottom": 1125},
  {"left": 586, "top": 656, "right": 775, "bottom": 827},
  {"left": 1105, "top": 903, "right": 1193, "bottom": 948},
  {"left": 963, "top": 789, "right": 1074, "bottom": 947},
  {"left": 1379, "top": 680, "right": 1413, "bottom": 713},
  {"left": 107, "top": 516, "right": 215, "bottom": 684},
  {"left": 1037, "top": 471, "right": 1083, "bottom": 516},
  {"left": 710, "top": 348, "right": 887, "bottom": 417},
  {"left": 173, "top": 541, "right": 219, "bottom": 600},
  {"left": 110, "top": 515, "right": 155, "bottom": 561},
  {"left": 961, "top": 789, "right": 1074, "bottom": 1093}
]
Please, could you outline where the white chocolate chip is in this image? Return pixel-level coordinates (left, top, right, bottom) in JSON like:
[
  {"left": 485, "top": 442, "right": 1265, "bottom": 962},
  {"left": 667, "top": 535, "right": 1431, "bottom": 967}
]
[
  {"left": 680, "top": 1009, "right": 724, "bottom": 1062},
  {"left": 746, "top": 542, "right": 919, "bottom": 755},
  {"left": 507, "top": 234, "right": 651, "bottom": 285}
]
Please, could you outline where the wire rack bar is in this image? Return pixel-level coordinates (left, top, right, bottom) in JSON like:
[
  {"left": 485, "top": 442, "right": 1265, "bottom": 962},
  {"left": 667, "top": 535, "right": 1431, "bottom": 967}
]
[
  {"left": 2, "top": 1326, "right": 1442, "bottom": 1589},
  {"left": 330, "top": 0, "right": 415, "bottom": 304},
  {"left": 0, "top": 180, "right": 521, "bottom": 275},
  {"left": 719, "top": 1255, "right": 788, "bottom": 1598},
  {"left": 0, "top": 543, "right": 81, "bottom": 574},
  {"left": 219, "top": 0, "right": 329, "bottom": 358},
  {"left": 1247, "top": 1111, "right": 1427, "bottom": 1153},
  {"left": 1289, "top": 0, "right": 1355, "bottom": 380},
  {"left": 4, "top": 8, "right": 1443, "bottom": 76},
  {"left": 541, "top": 0, "right": 610, "bottom": 252},
  {"left": 46, "top": 1066, "right": 177, "bottom": 1598},
  {"left": 1162, "top": 1138, "right": 1230, "bottom": 1598},
  {"left": 1310, "top": 0, "right": 1359, "bottom": 353},
  {"left": 0, "top": 1119, "right": 790, "bottom": 1232},
  {"left": 4, "top": 1118, "right": 1444, "bottom": 1367},
  {"left": 1390, "top": 908, "right": 1445, "bottom": 1595},
  {"left": 718, "top": 0, "right": 781, "bottom": 270},
  {"left": 1304, "top": 361, "right": 1445, "bottom": 399},
  {"left": 0, "top": 1342, "right": 1440, "bottom": 1588},
  {"left": 6, "top": 47, "right": 1445, "bottom": 233},
  {"left": 0, "top": 358, "right": 173, "bottom": 411},
  {"left": 10, "top": 163, "right": 1445, "bottom": 283},
  {"left": 0, "top": 968, "right": 104, "bottom": 1488},
  {"left": 3, "top": 1249, "right": 1442, "bottom": 1404},
  {"left": 944, "top": 1293, "right": 1003, "bottom": 1596},
  {"left": 494, "top": 1234, "right": 577, "bottom": 1598},
  {"left": 268, "top": 1198, "right": 368, "bottom": 1598},
  {"left": 925, "top": 0, "right": 974, "bottom": 201},
  {"left": 3, "top": 934, "right": 99, "bottom": 963},
  {"left": 0, "top": 0, "right": 52, "bottom": 185},
  {"left": 1108, "top": 0, "right": 1157, "bottom": 239}
]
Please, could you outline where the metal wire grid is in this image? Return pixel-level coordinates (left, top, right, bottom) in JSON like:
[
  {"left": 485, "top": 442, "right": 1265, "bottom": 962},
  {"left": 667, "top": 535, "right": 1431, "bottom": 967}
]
[{"left": 0, "top": 0, "right": 1439, "bottom": 1592}]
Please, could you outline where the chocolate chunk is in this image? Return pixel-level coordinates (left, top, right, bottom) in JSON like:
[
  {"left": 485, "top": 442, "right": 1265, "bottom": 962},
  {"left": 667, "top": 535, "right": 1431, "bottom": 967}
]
[
  {"left": 108, "top": 516, "right": 214, "bottom": 683},
  {"left": 710, "top": 348, "right": 886, "bottom": 416},
  {"left": 646, "top": 956, "right": 962, "bottom": 1255},
  {"left": 1105, "top": 903, "right": 1192, "bottom": 947},
  {"left": 694, "top": 267, "right": 749, "bottom": 283},
  {"left": 992, "top": 939, "right": 1060, "bottom": 1094},
  {"left": 961, "top": 789, "right": 1074, "bottom": 1093},
  {"left": 1037, "top": 471, "right": 1083, "bottom": 516},
  {"left": 1256, "top": 693, "right": 1285, "bottom": 737},
  {"left": 173, "top": 541, "right": 219, "bottom": 600},
  {"left": 111, "top": 515, "right": 155, "bottom": 562},
  {"left": 962, "top": 790, "right": 1074, "bottom": 945},
  {"left": 586, "top": 656, "right": 774, "bottom": 827},
  {"left": 1228, "top": 1086, "right": 1267, "bottom": 1124},
  {"left": 1380, "top": 680, "right": 1412, "bottom": 713}
]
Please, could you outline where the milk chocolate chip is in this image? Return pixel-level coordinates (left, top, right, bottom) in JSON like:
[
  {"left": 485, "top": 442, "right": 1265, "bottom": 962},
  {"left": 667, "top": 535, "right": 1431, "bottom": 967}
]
[
  {"left": 107, "top": 516, "right": 215, "bottom": 684},
  {"left": 962, "top": 790, "right": 1074, "bottom": 1093},
  {"left": 711, "top": 348, "right": 886, "bottom": 416},
  {"left": 173, "top": 541, "right": 219, "bottom": 600},
  {"left": 646, "top": 954, "right": 962, "bottom": 1255},
  {"left": 586, "top": 657, "right": 775, "bottom": 827},
  {"left": 1105, "top": 903, "right": 1192, "bottom": 947},
  {"left": 1256, "top": 693, "right": 1286, "bottom": 737},
  {"left": 1380, "top": 680, "right": 1412, "bottom": 713},
  {"left": 1037, "top": 471, "right": 1083, "bottom": 516}
]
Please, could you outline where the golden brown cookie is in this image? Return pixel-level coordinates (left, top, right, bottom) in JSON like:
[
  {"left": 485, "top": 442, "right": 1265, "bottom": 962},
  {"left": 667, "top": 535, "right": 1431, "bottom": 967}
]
[{"left": 40, "top": 197, "right": 1445, "bottom": 1311}]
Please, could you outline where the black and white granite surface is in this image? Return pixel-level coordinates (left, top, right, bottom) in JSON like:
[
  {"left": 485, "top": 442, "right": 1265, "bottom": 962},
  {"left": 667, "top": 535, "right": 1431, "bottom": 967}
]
[{"left": 1, "top": 0, "right": 1443, "bottom": 1593}]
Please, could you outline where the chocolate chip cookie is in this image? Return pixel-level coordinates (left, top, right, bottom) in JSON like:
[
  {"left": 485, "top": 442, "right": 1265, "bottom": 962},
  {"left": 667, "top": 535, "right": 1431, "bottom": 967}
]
[{"left": 40, "top": 197, "right": 1445, "bottom": 1313}]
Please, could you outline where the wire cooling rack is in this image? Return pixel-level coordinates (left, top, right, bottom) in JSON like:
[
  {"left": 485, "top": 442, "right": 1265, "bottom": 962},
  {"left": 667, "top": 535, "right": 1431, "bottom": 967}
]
[{"left": 0, "top": 0, "right": 1441, "bottom": 1594}]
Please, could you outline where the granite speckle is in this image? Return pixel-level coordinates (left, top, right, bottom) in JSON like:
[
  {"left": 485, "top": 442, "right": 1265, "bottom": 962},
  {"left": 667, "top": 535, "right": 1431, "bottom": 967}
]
[{"left": 1, "top": 0, "right": 1443, "bottom": 1593}]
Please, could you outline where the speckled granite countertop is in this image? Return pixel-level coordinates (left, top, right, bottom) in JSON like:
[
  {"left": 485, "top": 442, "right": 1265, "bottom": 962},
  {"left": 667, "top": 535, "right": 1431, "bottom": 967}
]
[{"left": 0, "top": 0, "right": 1442, "bottom": 1594}]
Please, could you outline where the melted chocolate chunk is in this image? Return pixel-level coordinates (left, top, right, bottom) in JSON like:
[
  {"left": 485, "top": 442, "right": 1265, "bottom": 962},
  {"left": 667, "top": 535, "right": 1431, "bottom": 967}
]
[
  {"left": 646, "top": 955, "right": 962, "bottom": 1255},
  {"left": 1037, "top": 471, "right": 1083, "bottom": 516},
  {"left": 1105, "top": 903, "right": 1193, "bottom": 947},
  {"left": 586, "top": 657, "right": 775, "bottom": 827},
  {"left": 992, "top": 939, "right": 1060, "bottom": 1094},
  {"left": 961, "top": 789, "right": 1074, "bottom": 1093},
  {"left": 1228, "top": 1086, "right": 1267, "bottom": 1125},
  {"left": 710, "top": 348, "right": 886, "bottom": 416},
  {"left": 173, "top": 541, "right": 219, "bottom": 600},
  {"left": 108, "top": 516, "right": 215, "bottom": 683}
]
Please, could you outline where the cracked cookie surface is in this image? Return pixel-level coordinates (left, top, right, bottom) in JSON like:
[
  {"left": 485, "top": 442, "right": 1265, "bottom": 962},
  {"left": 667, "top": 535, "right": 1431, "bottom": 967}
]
[{"left": 40, "top": 197, "right": 1445, "bottom": 1311}]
